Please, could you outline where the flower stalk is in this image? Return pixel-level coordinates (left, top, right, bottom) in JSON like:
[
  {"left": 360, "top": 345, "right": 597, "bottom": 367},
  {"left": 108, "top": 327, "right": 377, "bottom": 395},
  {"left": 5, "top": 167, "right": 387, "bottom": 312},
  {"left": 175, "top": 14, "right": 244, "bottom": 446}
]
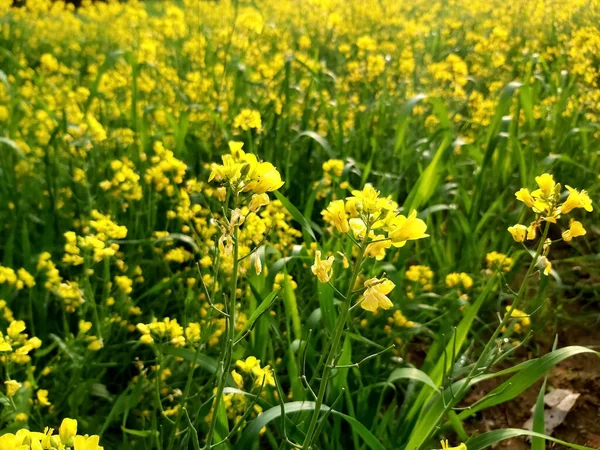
[
  {"left": 302, "top": 231, "right": 368, "bottom": 449},
  {"left": 205, "top": 195, "right": 240, "bottom": 449}
]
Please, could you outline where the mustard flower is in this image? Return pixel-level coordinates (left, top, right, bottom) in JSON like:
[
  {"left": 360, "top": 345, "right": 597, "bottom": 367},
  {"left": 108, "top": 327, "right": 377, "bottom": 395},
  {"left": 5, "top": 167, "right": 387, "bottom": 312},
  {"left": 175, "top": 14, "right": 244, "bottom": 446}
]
[
  {"left": 249, "top": 193, "right": 270, "bottom": 213},
  {"left": 507, "top": 224, "right": 527, "bottom": 242},
  {"left": 347, "top": 185, "right": 396, "bottom": 215},
  {"left": 562, "top": 219, "right": 586, "bottom": 242},
  {"left": 5, "top": 380, "right": 21, "bottom": 397},
  {"left": 360, "top": 277, "right": 395, "bottom": 312},
  {"left": 59, "top": 418, "right": 77, "bottom": 445},
  {"left": 311, "top": 250, "right": 334, "bottom": 283},
  {"left": 386, "top": 210, "right": 428, "bottom": 247},
  {"left": 37, "top": 389, "right": 51, "bottom": 407},
  {"left": 322, "top": 200, "right": 350, "bottom": 233},
  {"left": 445, "top": 273, "right": 473, "bottom": 290},
  {"left": 233, "top": 109, "right": 262, "bottom": 131},
  {"left": 560, "top": 186, "right": 593, "bottom": 214},
  {"left": 441, "top": 440, "right": 467, "bottom": 450},
  {"left": 365, "top": 235, "right": 391, "bottom": 260}
]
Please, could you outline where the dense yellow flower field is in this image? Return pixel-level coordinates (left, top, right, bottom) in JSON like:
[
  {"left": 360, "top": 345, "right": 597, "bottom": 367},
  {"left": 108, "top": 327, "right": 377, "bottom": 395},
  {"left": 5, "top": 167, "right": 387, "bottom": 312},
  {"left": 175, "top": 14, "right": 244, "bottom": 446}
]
[{"left": 0, "top": 0, "right": 599, "bottom": 449}]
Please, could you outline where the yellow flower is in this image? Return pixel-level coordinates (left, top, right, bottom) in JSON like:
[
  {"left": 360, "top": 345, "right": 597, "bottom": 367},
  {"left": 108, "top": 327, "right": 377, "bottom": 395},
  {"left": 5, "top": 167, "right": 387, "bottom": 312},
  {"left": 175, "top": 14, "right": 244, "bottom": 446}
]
[
  {"left": 311, "top": 250, "right": 334, "bottom": 283},
  {"left": 87, "top": 338, "right": 103, "bottom": 351},
  {"left": 485, "top": 252, "right": 514, "bottom": 272},
  {"left": 233, "top": 109, "right": 262, "bottom": 131},
  {"left": 253, "top": 252, "right": 262, "bottom": 275},
  {"left": 37, "top": 389, "right": 51, "bottom": 407},
  {"left": 562, "top": 219, "right": 586, "bottom": 242},
  {"left": 59, "top": 418, "right": 77, "bottom": 445},
  {"left": 245, "top": 162, "right": 284, "bottom": 194},
  {"left": 515, "top": 188, "right": 535, "bottom": 208},
  {"left": 73, "top": 434, "right": 103, "bottom": 450},
  {"left": 387, "top": 210, "right": 428, "bottom": 247},
  {"left": 445, "top": 272, "right": 473, "bottom": 290},
  {"left": 7, "top": 320, "right": 26, "bottom": 338},
  {"left": 79, "top": 320, "right": 92, "bottom": 334},
  {"left": 440, "top": 439, "right": 467, "bottom": 450},
  {"left": 349, "top": 218, "right": 367, "bottom": 239},
  {"left": 507, "top": 224, "right": 527, "bottom": 242},
  {"left": 347, "top": 185, "right": 395, "bottom": 215},
  {"left": 249, "top": 193, "right": 270, "bottom": 213},
  {"left": 560, "top": 186, "right": 593, "bottom": 214},
  {"left": 252, "top": 364, "right": 275, "bottom": 388},
  {"left": 231, "top": 370, "right": 244, "bottom": 389},
  {"left": 0, "top": 332, "right": 12, "bottom": 352},
  {"left": 365, "top": 235, "right": 391, "bottom": 260},
  {"left": 539, "top": 256, "right": 552, "bottom": 276},
  {"left": 534, "top": 173, "right": 556, "bottom": 197},
  {"left": 360, "top": 277, "right": 395, "bottom": 312},
  {"left": 503, "top": 306, "right": 531, "bottom": 333},
  {"left": 527, "top": 224, "right": 537, "bottom": 240},
  {"left": 322, "top": 200, "right": 350, "bottom": 233},
  {"left": 5, "top": 380, "right": 21, "bottom": 397},
  {"left": 236, "top": 356, "right": 260, "bottom": 373}
]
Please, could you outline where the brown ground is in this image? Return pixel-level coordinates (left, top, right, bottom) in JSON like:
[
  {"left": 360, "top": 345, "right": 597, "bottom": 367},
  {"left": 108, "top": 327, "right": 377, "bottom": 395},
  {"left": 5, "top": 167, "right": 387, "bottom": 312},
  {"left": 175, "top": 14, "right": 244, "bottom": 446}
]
[{"left": 464, "top": 322, "right": 600, "bottom": 449}]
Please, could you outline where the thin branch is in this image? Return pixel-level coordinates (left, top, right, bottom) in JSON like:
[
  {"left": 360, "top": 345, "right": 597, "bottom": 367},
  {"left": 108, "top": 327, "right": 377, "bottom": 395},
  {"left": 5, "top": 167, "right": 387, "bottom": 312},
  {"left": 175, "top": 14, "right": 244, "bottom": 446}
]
[{"left": 334, "top": 344, "right": 395, "bottom": 369}]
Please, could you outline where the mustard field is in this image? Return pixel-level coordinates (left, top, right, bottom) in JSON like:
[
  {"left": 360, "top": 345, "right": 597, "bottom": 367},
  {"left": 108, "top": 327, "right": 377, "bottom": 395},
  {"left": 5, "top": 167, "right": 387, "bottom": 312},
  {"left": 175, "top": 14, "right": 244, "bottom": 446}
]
[{"left": 0, "top": 1, "right": 599, "bottom": 449}]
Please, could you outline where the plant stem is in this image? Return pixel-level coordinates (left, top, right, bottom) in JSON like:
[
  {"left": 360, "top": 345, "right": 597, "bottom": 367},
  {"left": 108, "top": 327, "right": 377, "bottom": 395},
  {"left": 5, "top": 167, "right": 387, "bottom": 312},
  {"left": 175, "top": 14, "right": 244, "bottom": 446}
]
[
  {"left": 415, "top": 221, "right": 550, "bottom": 450},
  {"left": 301, "top": 233, "right": 368, "bottom": 449},
  {"left": 166, "top": 342, "right": 203, "bottom": 450},
  {"left": 205, "top": 196, "right": 240, "bottom": 449}
]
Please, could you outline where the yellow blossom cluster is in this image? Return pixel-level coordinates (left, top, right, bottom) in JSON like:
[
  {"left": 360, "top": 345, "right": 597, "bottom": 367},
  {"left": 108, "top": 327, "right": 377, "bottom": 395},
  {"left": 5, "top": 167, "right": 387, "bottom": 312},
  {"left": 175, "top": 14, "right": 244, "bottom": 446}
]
[
  {"left": 99, "top": 157, "right": 143, "bottom": 203},
  {"left": 63, "top": 210, "right": 127, "bottom": 265},
  {"left": 0, "top": 321, "right": 42, "bottom": 365},
  {"left": 0, "top": 266, "right": 35, "bottom": 290},
  {"left": 508, "top": 173, "right": 593, "bottom": 276},
  {"left": 405, "top": 265, "right": 435, "bottom": 298},
  {"left": 485, "top": 252, "right": 514, "bottom": 273},
  {"left": 209, "top": 142, "right": 284, "bottom": 195},
  {"left": 502, "top": 306, "right": 531, "bottom": 334},
  {"left": 136, "top": 317, "right": 201, "bottom": 347},
  {"left": 0, "top": 417, "right": 103, "bottom": 450}
]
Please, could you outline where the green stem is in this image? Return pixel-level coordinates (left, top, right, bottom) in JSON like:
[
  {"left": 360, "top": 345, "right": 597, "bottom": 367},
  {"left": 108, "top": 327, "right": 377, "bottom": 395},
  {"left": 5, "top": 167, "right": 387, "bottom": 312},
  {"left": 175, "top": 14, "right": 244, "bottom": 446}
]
[
  {"left": 302, "top": 232, "right": 368, "bottom": 450},
  {"left": 415, "top": 221, "right": 550, "bottom": 450},
  {"left": 166, "top": 342, "right": 203, "bottom": 450},
  {"left": 205, "top": 196, "right": 240, "bottom": 449}
]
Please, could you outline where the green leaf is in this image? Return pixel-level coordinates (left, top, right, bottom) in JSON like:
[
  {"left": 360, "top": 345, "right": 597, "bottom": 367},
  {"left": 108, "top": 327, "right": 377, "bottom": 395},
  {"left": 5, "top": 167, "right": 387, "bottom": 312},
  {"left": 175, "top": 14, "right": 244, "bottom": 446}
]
[
  {"left": 235, "top": 290, "right": 278, "bottom": 341},
  {"left": 154, "top": 233, "right": 199, "bottom": 252},
  {"left": 282, "top": 273, "right": 302, "bottom": 341},
  {"left": 403, "top": 135, "right": 451, "bottom": 212},
  {"left": 122, "top": 427, "right": 156, "bottom": 438},
  {"left": 274, "top": 191, "right": 317, "bottom": 241},
  {"left": 404, "top": 275, "right": 497, "bottom": 449},
  {"left": 0, "top": 137, "right": 25, "bottom": 158},
  {"left": 467, "top": 429, "right": 595, "bottom": 450},
  {"left": 458, "top": 346, "right": 598, "bottom": 419},
  {"left": 158, "top": 345, "right": 225, "bottom": 378},
  {"left": 394, "top": 93, "right": 428, "bottom": 154},
  {"left": 237, "top": 401, "right": 386, "bottom": 450},
  {"left": 386, "top": 367, "right": 437, "bottom": 391},
  {"left": 294, "top": 130, "right": 335, "bottom": 158},
  {"left": 532, "top": 378, "right": 547, "bottom": 450},
  {"left": 317, "top": 281, "right": 336, "bottom": 331}
]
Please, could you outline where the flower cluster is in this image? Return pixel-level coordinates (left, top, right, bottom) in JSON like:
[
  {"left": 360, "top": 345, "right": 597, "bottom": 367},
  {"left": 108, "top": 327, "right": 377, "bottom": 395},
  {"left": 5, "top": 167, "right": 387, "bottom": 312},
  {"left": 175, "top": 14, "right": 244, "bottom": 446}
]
[
  {"left": 63, "top": 210, "right": 128, "bottom": 265},
  {"left": 136, "top": 317, "right": 201, "bottom": 347},
  {"left": 405, "top": 265, "right": 434, "bottom": 298},
  {"left": 0, "top": 321, "right": 42, "bottom": 365},
  {"left": 509, "top": 174, "right": 593, "bottom": 275},
  {"left": 209, "top": 142, "right": 284, "bottom": 195},
  {"left": 317, "top": 185, "right": 429, "bottom": 312},
  {"left": 0, "top": 418, "right": 103, "bottom": 449}
]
